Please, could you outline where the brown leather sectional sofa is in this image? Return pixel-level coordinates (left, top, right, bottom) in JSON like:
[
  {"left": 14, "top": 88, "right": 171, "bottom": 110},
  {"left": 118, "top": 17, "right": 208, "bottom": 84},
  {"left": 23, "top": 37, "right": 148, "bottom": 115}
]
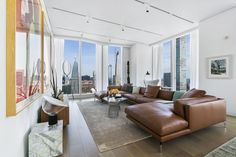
[
  {"left": 108, "top": 85, "right": 226, "bottom": 151},
  {"left": 108, "top": 85, "right": 175, "bottom": 104}
]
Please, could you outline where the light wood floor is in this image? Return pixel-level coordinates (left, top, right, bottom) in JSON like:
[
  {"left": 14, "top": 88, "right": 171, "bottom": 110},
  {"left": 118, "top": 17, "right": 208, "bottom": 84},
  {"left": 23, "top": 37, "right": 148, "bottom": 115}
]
[{"left": 61, "top": 100, "right": 236, "bottom": 157}]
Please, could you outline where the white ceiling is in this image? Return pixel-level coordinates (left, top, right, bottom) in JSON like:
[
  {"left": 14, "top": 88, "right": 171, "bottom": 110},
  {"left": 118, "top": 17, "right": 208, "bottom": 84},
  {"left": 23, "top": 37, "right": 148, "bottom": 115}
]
[{"left": 44, "top": 0, "right": 236, "bottom": 45}]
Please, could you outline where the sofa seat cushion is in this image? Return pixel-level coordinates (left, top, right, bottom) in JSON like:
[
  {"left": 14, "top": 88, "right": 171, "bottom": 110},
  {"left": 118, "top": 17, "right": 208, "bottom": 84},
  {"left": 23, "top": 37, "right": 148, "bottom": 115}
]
[
  {"left": 135, "top": 96, "right": 158, "bottom": 103},
  {"left": 155, "top": 99, "right": 173, "bottom": 104},
  {"left": 125, "top": 103, "right": 188, "bottom": 136},
  {"left": 119, "top": 90, "right": 128, "bottom": 96},
  {"left": 123, "top": 93, "right": 136, "bottom": 101},
  {"left": 123, "top": 93, "right": 140, "bottom": 102}
]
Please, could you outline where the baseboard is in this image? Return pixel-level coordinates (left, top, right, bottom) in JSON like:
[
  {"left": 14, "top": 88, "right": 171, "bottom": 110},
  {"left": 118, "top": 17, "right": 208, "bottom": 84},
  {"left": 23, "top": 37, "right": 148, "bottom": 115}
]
[
  {"left": 227, "top": 112, "right": 236, "bottom": 117},
  {"left": 65, "top": 94, "right": 94, "bottom": 99}
]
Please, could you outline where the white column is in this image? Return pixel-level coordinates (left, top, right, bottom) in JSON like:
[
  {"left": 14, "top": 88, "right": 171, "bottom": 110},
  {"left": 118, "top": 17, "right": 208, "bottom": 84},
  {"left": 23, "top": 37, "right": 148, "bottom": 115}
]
[
  {"left": 102, "top": 45, "right": 108, "bottom": 90},
  {"left": 172, "top": 39, "right": 177, "bottom": 90},
  {"left": 96, "top": 44, "right": 102, "bottom": 91},
  {"left": 122, "top": 47, "right": 131, "bottom": 84},
  {"left": 190, "top": 29, "right": 199, "bottom": 89},
  {"left": 152, "top": 45, "right": 162, "bottom": 82},
  {"left": 153, "top": 44, "right": 164, "bottom": 85},
  {"left": 53, "top": 38, "right": 64, "bottom": 90}
]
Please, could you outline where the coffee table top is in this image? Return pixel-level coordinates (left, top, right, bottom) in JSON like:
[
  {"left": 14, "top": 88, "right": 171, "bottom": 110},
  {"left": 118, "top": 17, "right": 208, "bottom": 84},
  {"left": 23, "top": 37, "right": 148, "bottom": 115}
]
[{"left": 103, "top": 96, "right": 127, "bottom": 103}]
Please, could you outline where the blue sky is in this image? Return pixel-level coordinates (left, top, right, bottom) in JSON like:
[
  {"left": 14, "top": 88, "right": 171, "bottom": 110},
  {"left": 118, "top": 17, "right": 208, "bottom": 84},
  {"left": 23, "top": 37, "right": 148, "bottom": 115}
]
[
  {"left": 162, "top": 34, "right": 190, "bottom": 74},
  {"left": 163, "top": 41, "right": 172, "bottom": 73},
  {"left": 64, "top": 40, "right": 120, "bottom": 77},
  {"left": 81, "top": 42, "right": 96, "bottom": 76},
  {"left": 64, "top": 40, "right": 96, "bottom": 76},
  {"left": 64, "top": 40, "right": 79, "bottom": 69}
]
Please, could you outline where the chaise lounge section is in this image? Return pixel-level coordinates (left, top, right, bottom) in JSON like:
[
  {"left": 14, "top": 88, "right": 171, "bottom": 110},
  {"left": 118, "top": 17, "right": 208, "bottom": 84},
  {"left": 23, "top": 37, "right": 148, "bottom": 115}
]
[
  {"left": 106, "top": 84, "right": 226, "bottom": 151},
  {"left": 125, "top": 95, "right": 226, "bottom": 151}
]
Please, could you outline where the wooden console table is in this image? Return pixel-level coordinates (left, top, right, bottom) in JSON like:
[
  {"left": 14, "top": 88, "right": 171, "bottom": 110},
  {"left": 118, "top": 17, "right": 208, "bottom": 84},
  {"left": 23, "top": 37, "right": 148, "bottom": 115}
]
[{"left": 40, "top": 96, "right": 69, "bottom": 126}]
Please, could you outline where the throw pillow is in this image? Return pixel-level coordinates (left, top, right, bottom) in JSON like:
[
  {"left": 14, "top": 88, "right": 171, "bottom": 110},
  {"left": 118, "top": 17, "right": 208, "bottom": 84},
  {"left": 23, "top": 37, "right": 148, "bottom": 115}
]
[
  {"left": 132, "top": 87, "right": 140, "bottom": 94},
  {"left": 121, "top": 84, "right": 128, "bottom": 91},
  {"left": 181, "top": 88, "right": 206, "bottom": 99},
  {"left": 121, "top": 83, "right": 133, "bottom": 93},
  {"left": 126, "top": 85, "right": 133, "bottom": 93},
  {"left": 144, "top": 85, "right": 160, "bottom": 98},
  {"left": 139, "top": 87, "right": 146, "bottom": 95},
  {"left": 157, "top": 90, "right": 175, "bottom": 100},
  {"left": 172, "top": 91, "right": 185, "bottom": 101}
]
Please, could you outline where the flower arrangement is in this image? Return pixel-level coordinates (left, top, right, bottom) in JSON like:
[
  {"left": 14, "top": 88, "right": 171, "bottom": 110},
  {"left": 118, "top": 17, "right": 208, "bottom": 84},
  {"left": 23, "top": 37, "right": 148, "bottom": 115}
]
[{"left": 109, "top": 89, "right": 120, "bottom": 97}]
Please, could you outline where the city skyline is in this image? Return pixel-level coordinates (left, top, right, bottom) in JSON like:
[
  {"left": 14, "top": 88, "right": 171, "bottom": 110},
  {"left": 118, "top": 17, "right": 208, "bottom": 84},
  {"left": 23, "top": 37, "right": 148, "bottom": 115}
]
[
  {"left": 64, "top": 40, "right": 96, "bottom": 77},
  {"left": 64, "top": 40, "right": 121, "bottom": 78}
]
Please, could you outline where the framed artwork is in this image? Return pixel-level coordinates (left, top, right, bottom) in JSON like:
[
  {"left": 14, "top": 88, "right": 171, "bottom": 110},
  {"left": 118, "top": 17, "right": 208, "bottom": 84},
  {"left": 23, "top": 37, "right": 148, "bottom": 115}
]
[
  {"left": 208, "top": 55, "right": 231, "bottom": 79},
  {"left": 6, "top": 0, "right": 52, "bottom": 116}
]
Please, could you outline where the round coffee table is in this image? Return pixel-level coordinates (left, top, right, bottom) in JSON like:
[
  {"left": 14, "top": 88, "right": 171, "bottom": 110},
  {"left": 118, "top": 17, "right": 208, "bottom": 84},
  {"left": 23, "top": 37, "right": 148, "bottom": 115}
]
[{"left": 102, "top": 97, "right": 128, "bottom": 118}]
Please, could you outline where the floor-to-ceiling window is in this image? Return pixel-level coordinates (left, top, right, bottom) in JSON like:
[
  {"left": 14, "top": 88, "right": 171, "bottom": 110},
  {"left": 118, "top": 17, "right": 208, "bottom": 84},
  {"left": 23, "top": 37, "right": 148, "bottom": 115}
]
[
  {"left": 108, "top": 46, "right": 121, "bottom": 85},
  {"left": 158, "top": 32, "right": 195, "bottom": 91},
  {"left": 176, "top": 34, "right": 191, "bottom": 91},
  {"left": 62, "top": 40, "right": 97, "bottom": 95},
  {"left": 63, "top": 40, "right": 80, "bottom": 95},
  {"left": 81, "top": 42, "right": 96, "bottom": 94},
  {"left": 161, "top": 41, "right": 172, "bottom": 88}
]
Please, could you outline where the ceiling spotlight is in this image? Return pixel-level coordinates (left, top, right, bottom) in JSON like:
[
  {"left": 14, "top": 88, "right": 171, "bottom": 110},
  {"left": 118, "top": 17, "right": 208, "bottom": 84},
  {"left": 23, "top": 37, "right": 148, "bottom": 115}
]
[
  {"left": 85, "top": 15, "right": 91, "bottom": 23},
  {"left": 144, "top": 3, "right": 150, "bottom": 13},
  {"left": 121, "top": 25, "right": 125, "bottom": 32},
  {"left": 108, "top": 38, "right": 111, "bottom": 43}
]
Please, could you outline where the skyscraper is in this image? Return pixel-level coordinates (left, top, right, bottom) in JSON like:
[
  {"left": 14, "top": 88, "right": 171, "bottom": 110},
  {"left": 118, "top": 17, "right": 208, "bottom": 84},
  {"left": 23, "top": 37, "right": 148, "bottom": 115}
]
[
  {"left": 108, "top": 64, "right": 112, "bottom": 85},
  {"left": 70, "top": 58, "right": 79, "bottom": 93}
]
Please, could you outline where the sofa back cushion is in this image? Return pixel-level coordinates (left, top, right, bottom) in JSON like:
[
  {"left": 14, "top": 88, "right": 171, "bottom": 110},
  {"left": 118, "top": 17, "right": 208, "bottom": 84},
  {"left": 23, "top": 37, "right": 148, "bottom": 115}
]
[
  {"left": 132, "top": 87, "right": 140, "bottom": 94},
  {"left": 144, "top": 85, "right": 160, "bottom": 98},
  {"left": 174, "top": 96, "right": 217, "bottom": 118},
  {"left": 157, "top": 90, "right": 174, "bottom": 100},
  {"left": 181, "top": 88, "right": 206, "bottom": 99},
  {"left": 121, "top": 84, "right": 129, "bottom": 91},
  {"left": 172, "top": 91, "right": 185, "bottom": 101},
  {"left": 121, "top": 84, "right": 133, "bottom": 93},
  {"left": 139, "top": 87, "right": 146, "bottom": 95},
  {"left": 126, "top": 85, "right": 133, "bottom": 93}
]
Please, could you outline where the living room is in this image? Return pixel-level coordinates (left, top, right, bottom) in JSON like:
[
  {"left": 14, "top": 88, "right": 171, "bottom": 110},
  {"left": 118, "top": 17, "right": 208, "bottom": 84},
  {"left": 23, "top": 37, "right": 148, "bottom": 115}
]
[{"left": 1, "top": 0, "right": 236, "bottom": 157}]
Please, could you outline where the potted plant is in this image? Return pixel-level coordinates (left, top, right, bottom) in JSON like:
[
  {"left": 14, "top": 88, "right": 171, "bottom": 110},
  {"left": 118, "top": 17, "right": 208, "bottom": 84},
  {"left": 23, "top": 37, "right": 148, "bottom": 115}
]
[{"left": 50, "top": 67, "right": 63, "bottom": 100}]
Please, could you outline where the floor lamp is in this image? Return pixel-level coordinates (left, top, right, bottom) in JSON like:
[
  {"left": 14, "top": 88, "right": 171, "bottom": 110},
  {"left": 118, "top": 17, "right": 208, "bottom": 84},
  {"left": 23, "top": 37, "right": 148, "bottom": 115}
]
[{"left": 144, "top": 71, "right": 150, "bottom": 87}]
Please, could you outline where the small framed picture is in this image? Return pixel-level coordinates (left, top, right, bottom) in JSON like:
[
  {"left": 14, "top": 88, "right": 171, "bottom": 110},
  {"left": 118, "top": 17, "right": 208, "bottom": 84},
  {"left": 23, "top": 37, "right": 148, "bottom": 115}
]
[{"left": 208, "top": 55, "right": 232, "bottom": 79}]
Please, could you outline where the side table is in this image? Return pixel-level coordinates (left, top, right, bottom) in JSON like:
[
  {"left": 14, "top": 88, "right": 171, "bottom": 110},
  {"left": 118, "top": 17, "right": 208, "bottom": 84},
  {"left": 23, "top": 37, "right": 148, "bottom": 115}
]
[
  {"left": 102, "top": 97, "right": 128, "bottom": 118},
  {"left": 29, "top": 120, "right": 63, "bottom": 157}
]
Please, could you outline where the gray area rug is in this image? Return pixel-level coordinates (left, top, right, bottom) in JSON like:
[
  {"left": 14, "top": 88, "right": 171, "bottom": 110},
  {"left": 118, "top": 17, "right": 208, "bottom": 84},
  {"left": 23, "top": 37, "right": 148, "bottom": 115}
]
[
  {"left": 77, "top": 100, "right": 151, "bottom": 152},
  {"left": 205, "top": 137, "right": 236, "bottom": 157}
]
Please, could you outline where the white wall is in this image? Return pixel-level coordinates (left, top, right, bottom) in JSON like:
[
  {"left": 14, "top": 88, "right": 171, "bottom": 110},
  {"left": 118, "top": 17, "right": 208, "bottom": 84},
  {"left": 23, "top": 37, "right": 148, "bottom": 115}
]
[
  {"left": 0, "top": 1, "right": 43, "bottom": 156},
  {"left": 199, "top": 7, "right": 236, "bottom": 116},
  {"left": 102, "top": 45, "right": 109, "bottom": 90},
  {"left": 122, "top": 47, "right": 131, "bottom": 84},
  {"left": 130, "top": 44, "right": 152, "bottom": 86}
]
